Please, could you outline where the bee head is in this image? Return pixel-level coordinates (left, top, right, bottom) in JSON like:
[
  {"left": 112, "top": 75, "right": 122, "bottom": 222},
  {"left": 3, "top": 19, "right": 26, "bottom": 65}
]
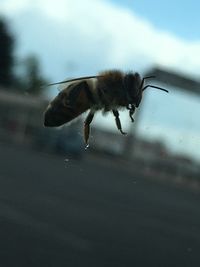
[
  {"left": 124, "top": 73, "right": 168, "bottom": 108},
  {"left": 124, "top": 72, "right": 143, "bottom": 107}
]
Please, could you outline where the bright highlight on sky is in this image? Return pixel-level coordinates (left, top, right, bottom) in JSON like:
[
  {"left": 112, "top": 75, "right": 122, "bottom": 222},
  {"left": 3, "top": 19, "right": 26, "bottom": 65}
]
[{"left": 1, "top": 0, "right": 200, "bottom": 160}]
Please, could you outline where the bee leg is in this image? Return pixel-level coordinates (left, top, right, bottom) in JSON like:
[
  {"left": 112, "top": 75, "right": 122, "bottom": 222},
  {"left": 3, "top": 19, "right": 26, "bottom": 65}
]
[
  {"left": 129, "top": 105, "right": 135, "bottom": 122},
  {"left": 84, "top": 111, "right": 95, "bottom": 145},
  {"left": 112, "top": 110, "right": 127, "bottom": 135}
]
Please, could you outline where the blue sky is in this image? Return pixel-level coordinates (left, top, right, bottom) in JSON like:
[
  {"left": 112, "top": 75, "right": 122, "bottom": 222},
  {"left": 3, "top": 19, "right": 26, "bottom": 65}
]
[
  {"left": 112, "top": 0, "right": 200, "bottom": 40},
  {"left": 1, "top": 0, "right": 200, "bottom": 160}
]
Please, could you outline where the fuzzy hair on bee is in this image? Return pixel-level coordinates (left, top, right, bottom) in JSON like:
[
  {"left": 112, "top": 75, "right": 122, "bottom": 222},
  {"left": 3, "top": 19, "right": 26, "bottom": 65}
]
[{"left": 44, "top": 70, "right": 168, "bottom": 145}]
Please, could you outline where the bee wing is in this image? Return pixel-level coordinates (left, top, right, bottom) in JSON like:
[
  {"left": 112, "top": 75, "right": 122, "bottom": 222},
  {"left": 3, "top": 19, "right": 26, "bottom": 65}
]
[
  {"left": 57, "top": 79, "right": 74, "bottom": 92},
  {"left": 47, "top": 75, "right": 100, "bottom": 91},
  {"left": 44, "top": 81, "right": 92, "bottom": 127}
]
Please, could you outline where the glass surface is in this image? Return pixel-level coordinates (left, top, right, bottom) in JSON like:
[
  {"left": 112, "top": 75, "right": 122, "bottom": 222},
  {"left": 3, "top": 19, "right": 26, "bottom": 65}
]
[{"left": 0, "top": 1, "right": 200, "bottom": 266}]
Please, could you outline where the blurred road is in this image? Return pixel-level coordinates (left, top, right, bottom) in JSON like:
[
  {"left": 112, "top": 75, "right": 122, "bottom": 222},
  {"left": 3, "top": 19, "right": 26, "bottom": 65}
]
[{"left": 0, "top": 144, "right": 200, "bottom": 267}]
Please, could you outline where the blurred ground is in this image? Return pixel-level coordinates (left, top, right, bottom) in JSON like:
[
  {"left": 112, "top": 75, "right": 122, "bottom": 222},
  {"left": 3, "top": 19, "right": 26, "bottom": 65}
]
[{"left": 0, "top": 144, "right": 200, "bottom": 267}]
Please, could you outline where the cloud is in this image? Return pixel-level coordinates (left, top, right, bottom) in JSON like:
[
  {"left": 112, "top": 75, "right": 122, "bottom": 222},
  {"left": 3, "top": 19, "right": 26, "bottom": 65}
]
[
  {"left": 0, "top": 0, "right": 30, "bottom": 14},
  {"left": 1, "top": 0, "right": 200, "bottom": 82}
]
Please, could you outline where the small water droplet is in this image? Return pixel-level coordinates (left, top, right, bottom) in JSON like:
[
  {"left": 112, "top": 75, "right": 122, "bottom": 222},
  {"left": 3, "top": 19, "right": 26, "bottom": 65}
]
[
  {"left": 64, "top": 158, "right": 69, "bottom": 162},
  {"left": 85, "top": 144, "right": 89, "bottom": 150}
]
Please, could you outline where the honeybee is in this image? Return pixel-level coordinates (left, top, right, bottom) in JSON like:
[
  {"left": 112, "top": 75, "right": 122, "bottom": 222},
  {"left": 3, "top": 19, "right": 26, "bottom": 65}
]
[{"left": 44, "top": 70, "right": 168, "bottom": 145}]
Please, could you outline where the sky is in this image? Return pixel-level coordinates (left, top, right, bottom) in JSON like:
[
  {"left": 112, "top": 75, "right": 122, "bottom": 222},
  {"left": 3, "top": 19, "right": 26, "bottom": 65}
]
[
  {"left": 113, "top": 0, "right": 200, "bottom": 41},
  {"left": 1, "top": 0, "right": 200, "bottom": 160}
]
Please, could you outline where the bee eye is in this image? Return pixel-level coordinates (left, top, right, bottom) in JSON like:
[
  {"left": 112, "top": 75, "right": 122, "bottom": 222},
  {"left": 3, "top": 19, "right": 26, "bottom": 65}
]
[{"left": 124, "top": 74, "right": 138, "bottom": 97}]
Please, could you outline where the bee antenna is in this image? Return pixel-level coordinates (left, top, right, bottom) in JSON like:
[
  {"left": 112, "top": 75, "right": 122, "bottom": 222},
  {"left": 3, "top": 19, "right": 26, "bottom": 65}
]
[
  {"left": 142, "top": 85, "right": 169, "bottom": 93},
  {"left": 143, "top": 75, "right": 156, "bottom": 79},
  {"left": 139, "top": 75, "right": 156, "bottom": 90}
]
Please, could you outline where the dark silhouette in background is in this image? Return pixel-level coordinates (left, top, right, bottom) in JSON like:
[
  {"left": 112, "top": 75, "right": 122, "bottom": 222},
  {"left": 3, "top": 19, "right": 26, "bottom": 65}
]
[
  {"left": 0, "top": 18, "right": 15, "bottom": 87},
  {"left": 20, "top": 55, "right": 48, "bottom": 95},
  {"left": 0, "top": 18, "right": 48, "bottom": 94}
]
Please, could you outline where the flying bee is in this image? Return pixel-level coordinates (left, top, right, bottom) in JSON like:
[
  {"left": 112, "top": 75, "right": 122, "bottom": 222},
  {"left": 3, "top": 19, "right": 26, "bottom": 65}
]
[{"left": 44, "top": 70, "right": 168, "bottom": 145}]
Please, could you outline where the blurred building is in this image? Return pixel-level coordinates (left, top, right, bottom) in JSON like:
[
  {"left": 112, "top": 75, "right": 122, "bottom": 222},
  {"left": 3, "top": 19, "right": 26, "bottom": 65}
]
[
  {"left": 0, "top": 87, "right": 83, "bottom": 157},
  {"left": 146, "top": 67, "right": 200, "bottom": 94},
  {"left": 90, "top": 126, "right": 200, "bottom": 181},
  {"left": 0, "top": 87, "right": 45, "bottom": 144}
]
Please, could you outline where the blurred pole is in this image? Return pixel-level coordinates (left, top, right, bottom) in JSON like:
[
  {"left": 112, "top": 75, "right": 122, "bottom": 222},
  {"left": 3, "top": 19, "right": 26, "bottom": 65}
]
[
  {"left": 15, "top": 112, "right": 28, "bottom": 143},
  {"left": 122, "top": 105, "right": 143, "bottom": 159}
]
